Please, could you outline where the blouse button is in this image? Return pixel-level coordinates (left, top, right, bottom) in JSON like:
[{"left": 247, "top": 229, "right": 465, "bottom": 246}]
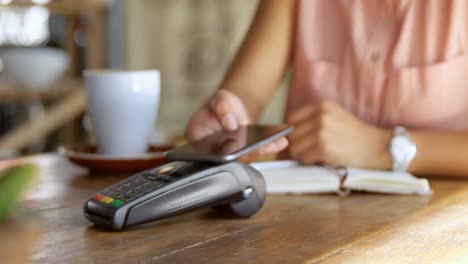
[
  {"left": 383, "top": 18, "right": 392, "bottom": 26},
  {"left": 365, "top": 98, "right": 374, "bottom": 109},
  {"left": 370, "top": 52, "right": 380, "bottom": 63}
]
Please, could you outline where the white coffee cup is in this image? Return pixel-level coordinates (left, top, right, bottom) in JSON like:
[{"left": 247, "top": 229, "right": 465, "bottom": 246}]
[{"left": 84, "top": 69, "right": 160, "bottom": 156}]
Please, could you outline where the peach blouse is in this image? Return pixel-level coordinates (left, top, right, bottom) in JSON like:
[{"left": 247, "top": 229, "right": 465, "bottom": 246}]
[{"left": 287, "top": 0, "right": 468, "bottom": 130}]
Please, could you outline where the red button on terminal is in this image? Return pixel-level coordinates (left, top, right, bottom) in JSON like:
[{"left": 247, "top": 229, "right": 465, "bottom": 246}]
[{"left": 93, "top": 194, "right": 105, "bottom": 200}]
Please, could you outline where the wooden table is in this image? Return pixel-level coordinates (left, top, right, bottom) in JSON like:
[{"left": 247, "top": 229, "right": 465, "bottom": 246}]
[{"left": 10, "top": 154, "right": 468, "bottom": 263}]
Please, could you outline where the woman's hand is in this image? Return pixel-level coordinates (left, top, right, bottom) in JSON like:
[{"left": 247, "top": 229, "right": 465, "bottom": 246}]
[
  {"left": 286, "top": 101, "right": 392, "bottom": 169},
  {"left": 186, "top": 89, "right": 250, "bottom": 141},
  {"left": 185, "top": 89, "right": 288, "bottom": 162}
]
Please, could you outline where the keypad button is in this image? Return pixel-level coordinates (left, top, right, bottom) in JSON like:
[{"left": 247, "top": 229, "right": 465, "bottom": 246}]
[
  {"left": 101, "top": 196, "right": 114, "bottom": 204},
  {"left": 143, "top": 185, "right": 153, "bottom": 190},
  {"left": 143, "top": 173, "right": 159, "bottom": 181},
  {"left": 157, "top": 175, "right": 172, "bottom": 183},
  {"left": 110, "top": 199, "right": 125, "bottom": 207},
  {"left": 134, "top": 191, "right": 144, "bottom": 196},
  {"left": 134, "top": 177, "right": 144, "bottom": 183},
  {"left": 93, "top": 193, "right": 105, "bottom": 201},
  {"left": 131, "top": 183, "right": 141, "bottom": 188}
]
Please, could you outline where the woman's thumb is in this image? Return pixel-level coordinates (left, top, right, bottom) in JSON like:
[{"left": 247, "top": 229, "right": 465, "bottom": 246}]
[{"left": 210, "top": 92, "right": 239, "bottom": 131}]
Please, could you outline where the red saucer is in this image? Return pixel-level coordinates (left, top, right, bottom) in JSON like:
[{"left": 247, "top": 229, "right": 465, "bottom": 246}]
[{"left": 59, "top": 144, "right": 173, "bottom": 173}]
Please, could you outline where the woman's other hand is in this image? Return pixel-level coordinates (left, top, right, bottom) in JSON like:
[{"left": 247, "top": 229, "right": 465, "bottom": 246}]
[{"left": 287, "top": 101, "right": 392, "bottom": 169}]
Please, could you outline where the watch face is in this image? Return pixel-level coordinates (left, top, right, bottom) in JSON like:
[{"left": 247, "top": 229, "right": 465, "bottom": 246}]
[{"left": 391, "top": 135, "right": 417, "bottom": 159}]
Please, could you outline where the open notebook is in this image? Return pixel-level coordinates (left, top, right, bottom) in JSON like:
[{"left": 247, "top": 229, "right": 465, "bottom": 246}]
[{"left": 251, "top": 161, "right": 432, "bottom": 195}]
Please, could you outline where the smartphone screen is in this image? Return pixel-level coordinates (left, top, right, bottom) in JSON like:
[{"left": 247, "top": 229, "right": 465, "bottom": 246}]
[{"left": 165, "top": 124, "right": 293, "bottom": 163}]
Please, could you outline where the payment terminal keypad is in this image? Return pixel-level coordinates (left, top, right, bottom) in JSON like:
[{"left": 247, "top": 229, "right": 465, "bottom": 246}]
[{"left": 92, "top": 171, "right": 174, "bottom": 208}]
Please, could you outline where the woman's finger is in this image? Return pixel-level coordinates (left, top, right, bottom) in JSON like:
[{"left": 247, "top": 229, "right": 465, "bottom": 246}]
[
  {"left": 288, "top": 118, "right": 319, "bottom": 142},
  {"left": 210, "top": 93, "right": 239, "bottom": 131},
  {"left": 257, "top": 137, "right": 289, "bottom": 156},
  {"left": 287, "top": 104, "right": 316, "bottom": 124},
  {"left": 237, "top": 150, "right": 262, "bottom": 164},
  {"left": 289, "top": 133, "right": 317, "bottom": 160},
  {"left": 211, "top": 90, "right": 252, "bottom": 130},
  {"left": 185, "top": 107, "right": 223, "bottom": 141},
  {"left": 299, "top": 148, "right": 322, "bottom": 165},
  {"left": 220, "top": 138, "right": 241, "bottom": 154},
  {"left": 237, "top": 137, "right": 289, "bottom": 163}
]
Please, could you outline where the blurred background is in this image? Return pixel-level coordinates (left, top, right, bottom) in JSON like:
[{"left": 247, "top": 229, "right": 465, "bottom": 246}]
[{"left": 0, "top": 0, "right": 287, "bottom": 158}]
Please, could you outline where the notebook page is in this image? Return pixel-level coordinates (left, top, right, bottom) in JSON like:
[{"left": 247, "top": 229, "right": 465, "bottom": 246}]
[
  {"left": 344, "top": 168, "right": 432, "bottom": 195},
  {"left": 251, "top": 161, "right": 340, "bottom": 194}
]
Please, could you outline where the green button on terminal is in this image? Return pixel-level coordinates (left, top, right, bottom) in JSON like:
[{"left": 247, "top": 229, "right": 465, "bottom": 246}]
[{"left": 110, "top": 199, "right": 125, "bottom": 207}]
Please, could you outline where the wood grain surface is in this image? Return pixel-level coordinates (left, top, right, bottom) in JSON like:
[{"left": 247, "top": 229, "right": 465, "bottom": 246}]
[{"left": 5, "top": 154, "right": 467, "bottom": 263}]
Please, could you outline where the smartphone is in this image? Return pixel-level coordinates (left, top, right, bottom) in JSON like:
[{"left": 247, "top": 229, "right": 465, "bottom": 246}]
[{"left": 165, "top": 124, "right": 293, "bottom": 163}]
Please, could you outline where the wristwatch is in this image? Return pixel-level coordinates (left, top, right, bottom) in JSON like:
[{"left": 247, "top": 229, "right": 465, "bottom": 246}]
[{"left": 388, "top": 126, "right": 417, "bottom": 172}]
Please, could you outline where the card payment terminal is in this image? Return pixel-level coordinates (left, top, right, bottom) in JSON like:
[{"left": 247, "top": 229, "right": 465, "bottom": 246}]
[{"left": 83, "top": 160, "right": 266, "bottom": 230}]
